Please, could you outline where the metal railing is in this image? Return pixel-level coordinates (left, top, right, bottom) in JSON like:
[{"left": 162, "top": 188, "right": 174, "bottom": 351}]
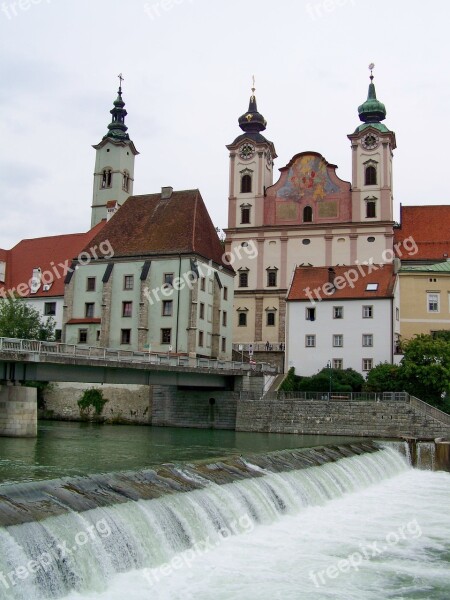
[
  {"left": 0, "top": 337, "right": 279, "bottom": 373},
  {"left": 409, "top": 395, "right": 450, "bottom": 426},
  {"left": 239, "top": 391, "right": 410, "bottom": 402},
  {"left": 232, "top": 343, "right": 285, "bottom": 352}
]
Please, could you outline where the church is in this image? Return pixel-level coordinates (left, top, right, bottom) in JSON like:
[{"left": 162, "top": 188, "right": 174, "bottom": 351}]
[{"left": 224, "top": 68, "right": 397, "bottom": 347}]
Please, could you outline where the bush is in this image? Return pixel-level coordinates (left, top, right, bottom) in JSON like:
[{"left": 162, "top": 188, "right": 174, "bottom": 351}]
[{"left": 77, "top": 388, "right": 108, "bottom": 418}]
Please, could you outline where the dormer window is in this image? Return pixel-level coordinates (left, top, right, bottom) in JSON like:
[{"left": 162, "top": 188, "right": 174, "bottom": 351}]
[
  {"left": 101, "top": 169, "right": 112, "bottom": 189},
  {"left": 365, "top": 165, "right": 377, "bottom": 186},
  {"left": 303, "top": 205, "right": 313, "bottom": 223}
]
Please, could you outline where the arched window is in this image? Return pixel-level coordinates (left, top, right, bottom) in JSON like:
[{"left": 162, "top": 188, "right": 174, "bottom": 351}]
[
  {"left": 123, "top": 171, "right": 130, "bottom": 192},
  {"left": 101, "top": 169, "right": 112, "bottom": 189},
  {"left": 241, "top": 174, "right": 252, "bottom": 193},
  {"left": 365, "top": 165, "right": 377, "bottom": 186},
  {"left": 303, "top": 205, "right": 313, "bottom": 223}
]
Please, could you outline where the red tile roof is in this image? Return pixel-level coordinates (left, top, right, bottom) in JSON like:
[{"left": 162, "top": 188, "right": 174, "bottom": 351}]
[
  {"left": 0, "top": 221, "right": 106, "bottom": 299},
  {"left": 394, "top": 205, "right": 450, "bottom": 261},
  {"left": 287, "top": 264, "right": 396, "bottom": 301},
  {"left": 84, "top": 190, "right": 232, "bottom": 271}
]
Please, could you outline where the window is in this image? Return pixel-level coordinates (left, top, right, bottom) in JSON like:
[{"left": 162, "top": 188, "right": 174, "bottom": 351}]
[
  {"left": 122, "top": 301, "right": 132, "bottom": 317},
  {"left": 44, "top": 302, "right": 56, "bottom": 316},
  {"left": 198, "top": 331, "right": 204, "bottom": 347},
  {"left": 239, "top": 272, "right": 248, "bottom": 287},
  {"left": 221, "top": 337, "right": 226, "bottom": 352},
  {"left": 86, "top": 277, "right": 96, "bottom": 292},
  {"left": 333, "top": 306, "right": 343, "bottom": 319},
  {"left": 302, "top": 239, "right": 311, "bottom": 245},
  {"left": 305, "top": 335, "right": 316, "bottom": 348},
  {"left": 124, "top": 275, "right": 134, "bottom": 290},
  {"left": 199, "top": 302, "right": 205, "bottom": 319},
  {"left": 396, "top": 307, "right": 400, "bottom": 321},
  {"left": 303, "top": 205, "right": 313, "bottom": 223},
  {"left": 96, "top": 330, "right": 101, "bottom": 341},
  {"left": 101, "top": 169, "right": 112, "bottom": 189},
  {"left": 78, "top": 329, "right": 88, "bottom": 344},
  {"left": 162, "top": 300, "right": 173, "bottom": 316},
  {"left": 241, "top": 174, "right": 252, "bottom": 193},
  {"left": 367, "top": 236, "right": 375, "bottom": 243},
  {"left": 366, "top": 201, "right": 376, "bottom": 218},
  {"left": 122, "top": 171, "right": 130, "bottom": 192},
  {"left": 362, "top": 358, "right": 373, "bottom": 372},
  {"left": 121, "top": 329, "right": 131, "bottom": 344},
  {"left": 365, "top": 165, "right": 377, "bottom": 186},
  {"left": 267, "top": 312, "right": 275, "bottom": 326},
  {"left": 366, "top": 283, "right": 378, "bottom": 291},
  {"left": 267, "top": 269, "right": 277, "bottom": 287},
  {"left": 333, "top": 334, "right": 343, "bottom": 347},
  {"left": 223, "top": 286, "right": 228, "bottom": 301},
  {"left": 85, "top": 303, "right": 95, "bottom": 318},
  {"left": 333, "top": 359, "right": 343, "bottom": 370},
  {"left": 222, "top": 311, "right": 227, "bottom": 327},
  {"left": 161, "top": 328, "right": 171, "bottom": 344},
  {"left": 363, "top": 305, "right": 373, "bottom": 318},
  {"left": 362, "top": 334, "right": 373, "bottom": 347},
  {"left": 164, "top": 273, "right": 174, "bottom": 288},
  {"left": 55, "top": 329, "right": 62, "bottom": 342},
  {"left": 200, "top": 277, "right": 206, "bottom": 291},
  {"left": 238, "top": 312, "right": 247, "bottom": 326},
  {"left": 241, "top": 206, "right": 251, "bottom": 224},
  {"left": 306, "top": 307, "right": 316, "bottom": 321},
  {"left": 428, "top": 293, "right": 439, "bottom": 313}
]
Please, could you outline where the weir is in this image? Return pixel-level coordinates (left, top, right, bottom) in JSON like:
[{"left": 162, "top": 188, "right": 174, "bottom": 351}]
[{"left": 0, "top": 442, "right": 410, "bottom": 600}]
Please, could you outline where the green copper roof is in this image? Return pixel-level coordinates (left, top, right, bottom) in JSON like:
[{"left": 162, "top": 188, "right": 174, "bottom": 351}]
[
  {"left": 401, "top": 262, "right": 450, "bottom": 273},
  {"left": 353, "top": 122, "right": 391, "bottom": 134},
  {"left": 358, "top": 75, "right": 387, "bottom": 124},
  {"left": 103, "top": 86, "right": 130, "bottom": 142}
]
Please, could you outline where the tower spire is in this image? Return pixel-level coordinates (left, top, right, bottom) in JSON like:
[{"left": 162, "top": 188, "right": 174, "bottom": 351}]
[
  {"left": 238, "top": 76, "right": 267, "bottom": 133},
  {"left": 104, "top": 74, "right": 130, "bottom": 141},
  {"left": 357, "top": 63, "right": 387, "bottom": 124}
]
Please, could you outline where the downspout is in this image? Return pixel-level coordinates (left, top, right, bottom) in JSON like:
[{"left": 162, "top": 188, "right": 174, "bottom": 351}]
[{"left": 175, "top": 254, "right": 182, "bottom": 353}]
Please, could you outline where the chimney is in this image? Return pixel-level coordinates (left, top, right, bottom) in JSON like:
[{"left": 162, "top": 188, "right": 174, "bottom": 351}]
[{"left": 161, "top": 186, "right": 173, "bottom": 200}]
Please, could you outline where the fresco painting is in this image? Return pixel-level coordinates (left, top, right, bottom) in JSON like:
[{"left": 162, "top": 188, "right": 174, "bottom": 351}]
[{"left": 277, "top": 155, "right": 339, "bottom": 202}]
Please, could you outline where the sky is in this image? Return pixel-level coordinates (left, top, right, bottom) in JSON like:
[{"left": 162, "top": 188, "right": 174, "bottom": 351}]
[{"left": 1, "top": 0, "right": 449, "bottom": 249}]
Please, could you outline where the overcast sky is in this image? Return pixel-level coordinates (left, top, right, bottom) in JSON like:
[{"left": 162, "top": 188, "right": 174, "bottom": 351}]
[{"left": 1, "top": 0, "right": 449, "bottom": 249}]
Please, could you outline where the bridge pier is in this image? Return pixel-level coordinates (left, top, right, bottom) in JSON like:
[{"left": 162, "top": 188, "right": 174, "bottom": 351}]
[{"left": 0, "top": 384, "right": 37, "bottom": 438}]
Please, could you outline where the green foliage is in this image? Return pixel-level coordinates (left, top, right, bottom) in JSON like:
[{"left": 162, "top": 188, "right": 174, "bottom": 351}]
[
  {"left": 0, "top": 297, "right": 55, "bottom": 340},
  {"left": 77, "top": 388, "right": 108, "bottom": 418},
  {"left": 400, "top": 334, "right": 450, "bottom": 410},
  {"left": 279, "top": 366, "right": 364, "bottom": 393},
  {"left": 279, "top": 367, "right": 298, "bottom": 392},
  {"left": 364, "top": 362, "right": 404, "bottom": 393}
]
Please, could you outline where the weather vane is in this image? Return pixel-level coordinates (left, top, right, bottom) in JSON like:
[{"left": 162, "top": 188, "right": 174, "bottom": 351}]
[
  {"left": 368, "top": 63, "right": 375, "bottom": 81},
  {"left": 252, "top": 74, "right": 256, "bottom": 95},
  {"left": 118, "top": 73, "right": 124, "bottom": 89}
]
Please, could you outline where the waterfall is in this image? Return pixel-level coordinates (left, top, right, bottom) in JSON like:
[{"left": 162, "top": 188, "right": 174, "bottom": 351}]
[{"left": 0, "top": 445, "right": 409, "bottom": 600}]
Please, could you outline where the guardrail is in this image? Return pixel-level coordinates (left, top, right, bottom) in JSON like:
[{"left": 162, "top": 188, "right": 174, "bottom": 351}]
[
  {"left": 239, "top": 391, "right": 410, "bottom": 402},
  {"left": 232, "top": 343, "right": 285, "bottom": 352},
  {"left": 409, "top": 395, "right": 450, "bottom": 426},
  {"left": 0, "top": 337, "right": 278, "bottom": 373}
]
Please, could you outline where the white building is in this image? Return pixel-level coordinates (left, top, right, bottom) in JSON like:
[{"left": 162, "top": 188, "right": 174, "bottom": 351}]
[{"left": 285, "top": 264, "right": 400, "bottom": 376}]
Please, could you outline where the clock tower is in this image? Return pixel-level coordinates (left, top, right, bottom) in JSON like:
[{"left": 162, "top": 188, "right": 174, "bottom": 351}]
[
  {"left": 91, "top": 78, "right": 139, "bottom": 227},
  {"left": 348, "top": 65, "right": 396, "bottom": 224},
  {"left": 226, "top": 83, "right": 277, "bottom": 229}
]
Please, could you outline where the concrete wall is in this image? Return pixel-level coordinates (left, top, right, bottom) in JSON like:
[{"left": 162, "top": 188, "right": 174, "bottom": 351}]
[
  {"left": 43, "top": 382, "right": 152, "bottom": 424},
  {"left": 0, "top": 385, "right": 37, "bottom": 437},
  {"left": 236, "top": 398, "right": 450, "bottom": 438}
]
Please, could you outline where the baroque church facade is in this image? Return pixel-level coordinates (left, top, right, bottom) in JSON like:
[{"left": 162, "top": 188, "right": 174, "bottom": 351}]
[{"left": 224, "top": 72, "right": 397, "bottom": 346}]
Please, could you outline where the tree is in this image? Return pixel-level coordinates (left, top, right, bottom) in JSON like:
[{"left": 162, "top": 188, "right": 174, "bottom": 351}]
[
  {"left": 364, "top": 362, "right": 404, "bottom": 393},
  {"left": 400, "top": 334, "right": 450, "bottom": 410},
  {"left": 279, "top": 366, "right": 364, "bottom": 393},
  {"left": 0, "top": 297, "right": 55, "bottom": 340}
]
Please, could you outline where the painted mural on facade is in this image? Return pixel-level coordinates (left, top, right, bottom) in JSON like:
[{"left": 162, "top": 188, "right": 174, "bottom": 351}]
[{"left": 277, "top": 155, "right": 339, "bottom": 202}]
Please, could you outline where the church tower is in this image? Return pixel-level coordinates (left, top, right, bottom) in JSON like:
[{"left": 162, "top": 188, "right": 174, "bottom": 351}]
[
  {"left": 348, "top": 65, "right": 396, "bottom": 225},
  {"left": 226, "top": 82, "right": 277, "bottom": 229},
  {"left": 91, "top": 77, "right": 139, "bottom": 227}
]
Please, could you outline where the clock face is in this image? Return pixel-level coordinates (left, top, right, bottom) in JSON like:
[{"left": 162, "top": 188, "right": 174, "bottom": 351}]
[
  {"left": 239, "top": 143, "right": 255, "bottom": 160},
  {"left": 361, "top": 133, "right": 379, "bottom": 150}
]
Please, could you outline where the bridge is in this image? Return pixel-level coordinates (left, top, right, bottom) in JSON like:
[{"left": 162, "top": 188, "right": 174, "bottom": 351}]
[{"left": 0, "top": 337, "right": 278, "bottom": 438}]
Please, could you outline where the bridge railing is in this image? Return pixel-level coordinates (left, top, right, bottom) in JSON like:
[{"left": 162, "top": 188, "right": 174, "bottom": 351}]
[
  {"left": 0, "top": 337, "right": 278, "bottom": 373},
  {"left": 239, "top": 391, "right": 410, "bottom": 402}
]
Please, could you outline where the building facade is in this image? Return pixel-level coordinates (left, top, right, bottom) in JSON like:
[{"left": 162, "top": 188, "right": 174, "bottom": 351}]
[
  {"left": 224, "top": 72, "right": 397, "bottom": 347},
  {"left": 285, "top": 264, "right": 399, "bottom": 375}
]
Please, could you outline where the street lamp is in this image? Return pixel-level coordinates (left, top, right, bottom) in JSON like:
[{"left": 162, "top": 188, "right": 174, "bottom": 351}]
[{"left": 327, "top": 360, "right": 332, "bottom": 399}]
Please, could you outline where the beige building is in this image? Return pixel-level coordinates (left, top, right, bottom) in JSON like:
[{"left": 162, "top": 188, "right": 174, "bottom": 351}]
[{"left": 224, "top": 72, "right": 397, "bottom": 346}]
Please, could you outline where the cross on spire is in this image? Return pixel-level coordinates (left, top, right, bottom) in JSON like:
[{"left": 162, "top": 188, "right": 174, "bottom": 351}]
[
  {"left": 251, "top": 74, "right": 256, "bottom": 95},
  {"left": 368, "top": 63, "right": 375, "bottom": 82},
  {"left": 118, "top": 73, "right": 124, "bottom": 91}
]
